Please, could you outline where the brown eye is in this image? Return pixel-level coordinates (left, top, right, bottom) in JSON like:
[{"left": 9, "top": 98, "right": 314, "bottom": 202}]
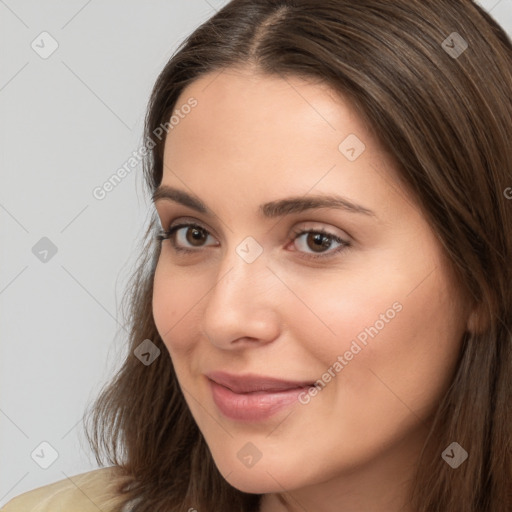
[
  {"left": 158, "top": 222, "right": 217, "bottom": 253},
  {"left": 304, "top": 232, "right": 334, "bottom": 253},
  {"left": 157, "top": 221, "right": 351, "bottom": 261},
  {"left": 291, "top": 228, "right": 350, "bottom": 260},
  {"left": 183, "top": 226, "right": 209, "bottom": 247}
]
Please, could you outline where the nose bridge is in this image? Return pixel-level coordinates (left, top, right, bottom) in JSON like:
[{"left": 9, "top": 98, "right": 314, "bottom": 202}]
[
  {"left": 213, "top": 237, "right": 271, "bottom": 306},
  {"left": 201, "top": 237, "right": 281, "bottom": 345}
]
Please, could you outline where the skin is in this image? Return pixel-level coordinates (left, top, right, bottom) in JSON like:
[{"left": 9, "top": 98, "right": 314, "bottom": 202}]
[{"left": 152, "top": 66, "right": 476, "bottom": 512}]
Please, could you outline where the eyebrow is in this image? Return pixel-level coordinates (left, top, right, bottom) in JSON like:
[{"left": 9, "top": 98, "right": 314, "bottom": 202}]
[{"left": 152, "top": 185, "right": 376, "bottom": 218}]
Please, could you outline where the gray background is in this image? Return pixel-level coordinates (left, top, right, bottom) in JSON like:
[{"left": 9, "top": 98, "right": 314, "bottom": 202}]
[{"left": 0, "top": 0, "right": 510, "bottom": 505}]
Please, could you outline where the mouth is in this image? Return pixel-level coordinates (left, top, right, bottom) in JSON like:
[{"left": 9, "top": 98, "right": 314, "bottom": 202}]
[
  {"left": 205, "top": 371, "right": 317, "bottom": 422},
  {"left": 205, "top": 370, "right": 316, "bottom": 394}
]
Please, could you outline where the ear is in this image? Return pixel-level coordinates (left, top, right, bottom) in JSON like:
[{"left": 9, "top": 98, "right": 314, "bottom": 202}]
[{"left": 466, "top": 300, "right": 490, "bottom": 335}]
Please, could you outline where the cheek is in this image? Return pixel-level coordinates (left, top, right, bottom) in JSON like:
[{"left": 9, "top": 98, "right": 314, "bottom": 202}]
[
  {"left": 331, "top": 273, "right": 463, "bottom": 422},
  {"left": 152, "top": 259, "right": 204, "bottom": 354},
  {"left": 283, "top": 249, "right": 465, "bottom": 411},
  {"left": 273, "top": 261, "right": 408, "bottom": 366}
]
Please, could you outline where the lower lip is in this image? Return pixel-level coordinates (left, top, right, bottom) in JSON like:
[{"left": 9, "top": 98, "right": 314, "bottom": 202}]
[{"left": 209, "top": 379, "right": 311, "bottom": 422}]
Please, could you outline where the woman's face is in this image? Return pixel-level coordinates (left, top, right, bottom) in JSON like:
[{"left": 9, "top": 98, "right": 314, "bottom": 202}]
[{"left": 152, "top": 67, "right": 472, "bottom": 507}]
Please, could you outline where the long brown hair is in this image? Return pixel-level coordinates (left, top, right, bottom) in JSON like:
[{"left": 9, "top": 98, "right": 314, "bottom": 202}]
[{"left": 83, "top": 1, "right": 512, "bottom": 510}]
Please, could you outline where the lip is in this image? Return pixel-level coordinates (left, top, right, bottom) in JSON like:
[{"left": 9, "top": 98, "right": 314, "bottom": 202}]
[
  {"left": 206, "top": 371, "right": 315, "bottom": 422},
  {"left": 206, "top": 371, "right": 315, "bottom": 393}
]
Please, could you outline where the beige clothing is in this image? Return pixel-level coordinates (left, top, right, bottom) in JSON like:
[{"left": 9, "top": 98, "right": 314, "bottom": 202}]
[{"left": 1, "top": 467, "right": 129, "bottom": 512}]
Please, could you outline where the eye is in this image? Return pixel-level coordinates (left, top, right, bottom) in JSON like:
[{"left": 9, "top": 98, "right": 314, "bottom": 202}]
[
  {"left": 156, "top": 222, "right": 217, "bottom": 253},
  {"left": 156, "top": 221, "right": 351, "bottom": 260},
  {"left": 289, "top": 226, "right": 350, "bottom": 260}
]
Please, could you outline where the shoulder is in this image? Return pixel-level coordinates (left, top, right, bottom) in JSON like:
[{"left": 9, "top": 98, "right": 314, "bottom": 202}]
[{"left": 1, "top": 466, "right": 129, "bottom": 512}]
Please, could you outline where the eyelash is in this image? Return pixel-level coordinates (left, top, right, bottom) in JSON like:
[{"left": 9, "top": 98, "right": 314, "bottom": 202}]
[{"left": 156, "top": 221, "right": 351, "bottom": 261}]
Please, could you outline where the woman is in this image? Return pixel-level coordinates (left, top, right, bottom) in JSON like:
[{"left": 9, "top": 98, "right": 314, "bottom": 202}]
[{"left": 4, "top": 0, "right": 511, "bottom": 511}]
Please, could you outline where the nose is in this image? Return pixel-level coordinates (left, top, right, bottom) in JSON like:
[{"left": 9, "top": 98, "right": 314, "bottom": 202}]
[{"left": 200, "top": 246, "right": 281, "bottom": 349}]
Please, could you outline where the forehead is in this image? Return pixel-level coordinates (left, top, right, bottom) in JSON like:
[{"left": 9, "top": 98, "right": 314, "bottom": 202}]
[
  {"left": 168, "top": 69, "right": 373, "bottom": 161},
  {"left": 161, "top": 66, "right": 413, "bottom": 222},
  {"left": 166, "top": 67, "right": 372, "bottom": 154}
]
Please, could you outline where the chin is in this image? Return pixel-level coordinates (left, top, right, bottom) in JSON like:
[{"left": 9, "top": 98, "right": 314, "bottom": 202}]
[
  {"left": 222, "top": 470, "right": 285, "bottom": 494},
  {"left": 210, "top": 453, "right": 301, "bottom": 494}
]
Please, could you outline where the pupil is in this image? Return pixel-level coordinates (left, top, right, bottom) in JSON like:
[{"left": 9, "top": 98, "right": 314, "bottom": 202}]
[
  {"left": 188, "top": 228, "right": 205, "bottom": 245},
  {"left": 310, "top": 233, "right": 330, "bottom": 252}
]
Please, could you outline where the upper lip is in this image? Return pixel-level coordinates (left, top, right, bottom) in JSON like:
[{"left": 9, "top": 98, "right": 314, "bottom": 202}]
[{"left": 206, "top": 371, "right": 315, "bottom": 394}]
